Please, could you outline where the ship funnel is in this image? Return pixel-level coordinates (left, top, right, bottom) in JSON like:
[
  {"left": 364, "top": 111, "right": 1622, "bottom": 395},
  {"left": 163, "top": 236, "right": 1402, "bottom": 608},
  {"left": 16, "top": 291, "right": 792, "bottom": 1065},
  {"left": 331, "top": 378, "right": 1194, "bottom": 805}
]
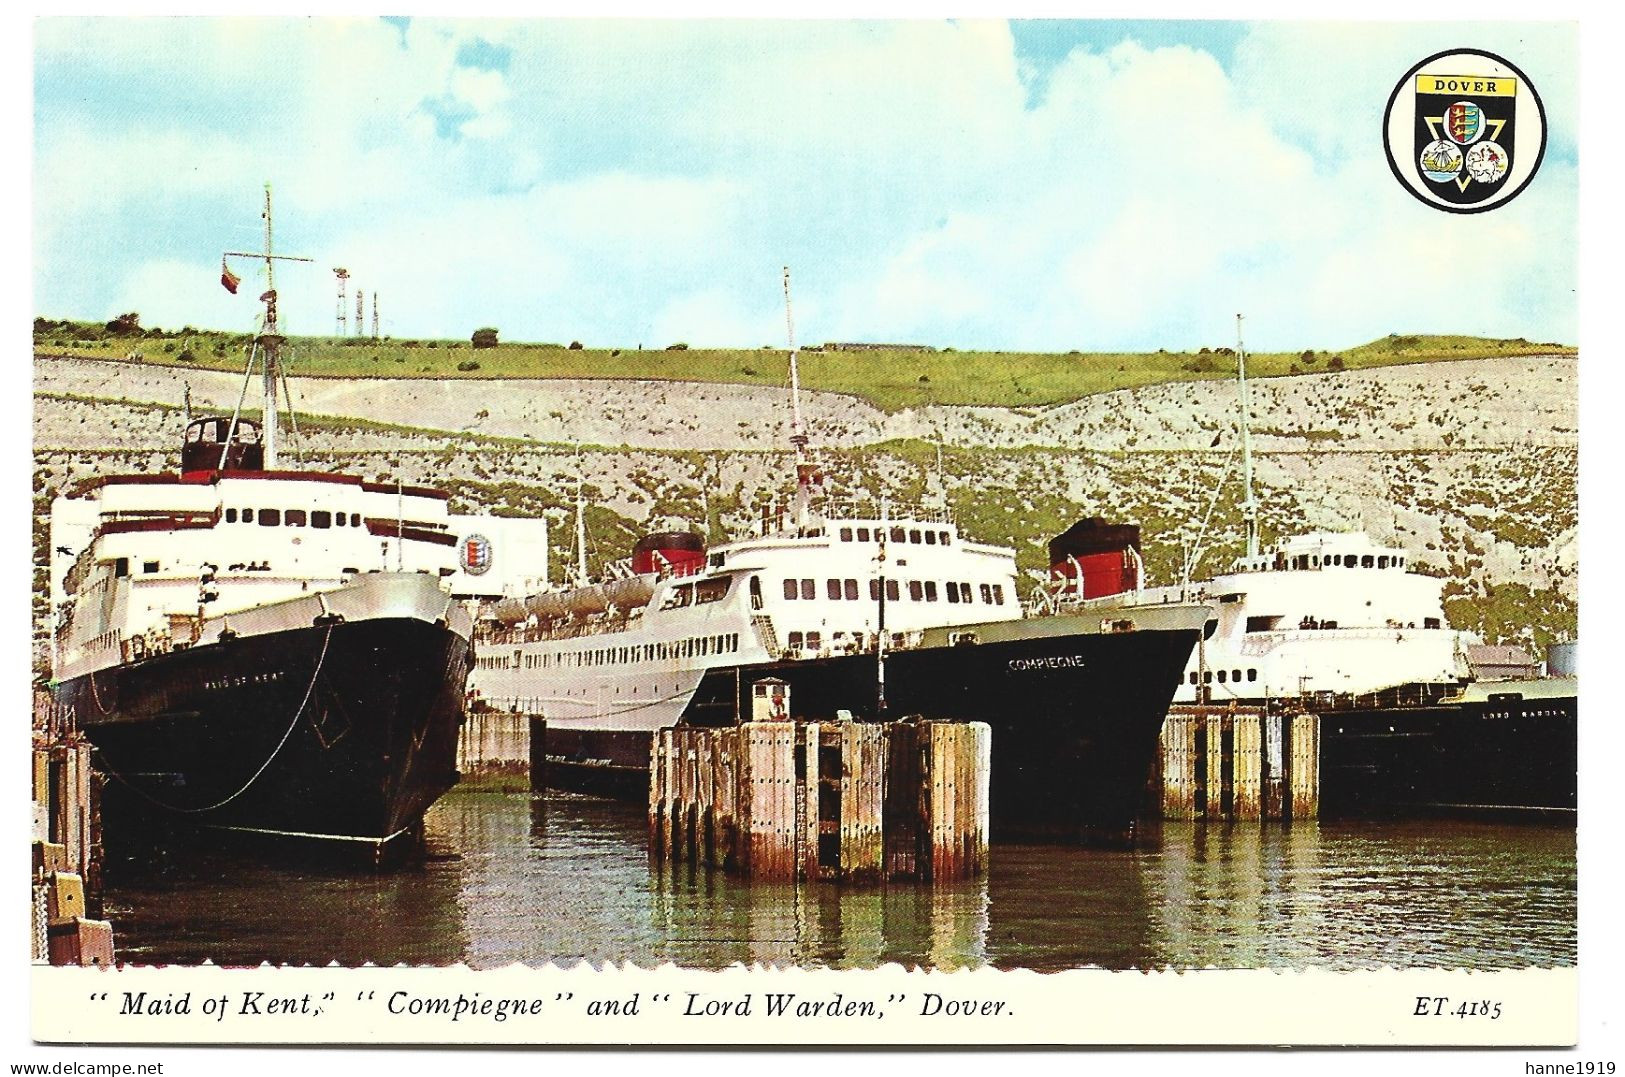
[
  {"left": 631, "top": 531, "right": 706, "bottom": 577},
  {"left": 1048, "top": 517, "right": 1142, "bottom": 599}
]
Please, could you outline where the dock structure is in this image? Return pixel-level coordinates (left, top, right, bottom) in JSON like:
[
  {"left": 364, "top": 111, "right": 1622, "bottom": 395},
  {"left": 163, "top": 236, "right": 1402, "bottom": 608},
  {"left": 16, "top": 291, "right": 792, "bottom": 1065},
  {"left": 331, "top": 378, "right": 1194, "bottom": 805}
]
[
  {"left": 32, "top": 691, "right": 114, "bottom": 967},
  {"left": 457, "top": 706, "right": 532, "bottom": 773},
  {"left": 1158, "top": 705, "right": 1319, "bottom": 822},
  {"left": 650, "top": 718, "right": 990, "bottom": 883},
  {"left": 454, "top": 705, "right": 548, "bottom": 793}
]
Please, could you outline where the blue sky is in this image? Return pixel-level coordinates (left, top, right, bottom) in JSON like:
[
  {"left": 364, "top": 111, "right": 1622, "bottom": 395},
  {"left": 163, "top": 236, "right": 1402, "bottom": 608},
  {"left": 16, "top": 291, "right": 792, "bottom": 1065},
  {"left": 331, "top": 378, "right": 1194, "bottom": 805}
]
[{"left": 32, "top": 18, "right": 1577, "bottom": 352}]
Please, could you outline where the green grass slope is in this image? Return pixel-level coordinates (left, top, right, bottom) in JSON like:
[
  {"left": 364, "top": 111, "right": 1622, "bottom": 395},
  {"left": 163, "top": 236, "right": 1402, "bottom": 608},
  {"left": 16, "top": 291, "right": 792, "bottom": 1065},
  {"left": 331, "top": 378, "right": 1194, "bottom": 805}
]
[{"left": 35, "top": 317, "right": 1572, "bottom": 413}]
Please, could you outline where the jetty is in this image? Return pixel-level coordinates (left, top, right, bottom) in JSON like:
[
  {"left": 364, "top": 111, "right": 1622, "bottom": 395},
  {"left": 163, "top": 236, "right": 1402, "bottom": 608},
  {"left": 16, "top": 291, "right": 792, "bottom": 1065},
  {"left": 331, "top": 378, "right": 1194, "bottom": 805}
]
[
  {"left": 1156, "top": 705, "right": 1319, "bottom": 821},
  {"left": 649, "top": 689, "right": 988, "bottom": 882}
]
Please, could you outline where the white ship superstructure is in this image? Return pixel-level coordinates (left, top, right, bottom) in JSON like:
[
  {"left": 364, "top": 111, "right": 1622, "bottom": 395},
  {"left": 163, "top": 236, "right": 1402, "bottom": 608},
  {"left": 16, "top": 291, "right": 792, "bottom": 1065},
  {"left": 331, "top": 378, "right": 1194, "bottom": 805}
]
[
  {"left": 1048, "top": 315, "right": 1475, "bottom": 707},
  {"left": 473, "top": 503, "right": 1024, "bottom": 732},
  {"left": 50, "top": 426, "right": 541, "bottom": 684},
  {"left": 1138, "top": 531, "right": 1472, "bottom": 703}
]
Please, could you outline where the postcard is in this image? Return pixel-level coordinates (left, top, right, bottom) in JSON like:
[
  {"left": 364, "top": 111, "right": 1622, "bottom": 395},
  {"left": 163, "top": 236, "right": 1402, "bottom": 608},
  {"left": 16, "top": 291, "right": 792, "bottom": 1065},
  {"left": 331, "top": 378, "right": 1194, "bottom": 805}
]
[{"left": 23, "top": 13, "right": 1595, "bottom": 1063}]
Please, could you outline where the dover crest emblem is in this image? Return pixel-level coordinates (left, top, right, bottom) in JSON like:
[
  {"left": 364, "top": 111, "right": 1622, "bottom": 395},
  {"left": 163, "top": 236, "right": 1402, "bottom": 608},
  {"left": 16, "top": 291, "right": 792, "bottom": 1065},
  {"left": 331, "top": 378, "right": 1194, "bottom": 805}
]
[
  {"left": 460, "top": 533, "right": 493, "bottom": 576},
  {"left": 1383, "top": 49, "right": 1546, "bottom": 213}
]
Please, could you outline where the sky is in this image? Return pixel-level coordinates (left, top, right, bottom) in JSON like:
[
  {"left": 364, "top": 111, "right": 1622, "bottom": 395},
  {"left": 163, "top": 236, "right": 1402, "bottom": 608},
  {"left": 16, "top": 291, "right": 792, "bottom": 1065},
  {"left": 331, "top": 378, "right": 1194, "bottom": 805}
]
[{"left": 32, "top": 18, "right": 1578, "bottom": 353}]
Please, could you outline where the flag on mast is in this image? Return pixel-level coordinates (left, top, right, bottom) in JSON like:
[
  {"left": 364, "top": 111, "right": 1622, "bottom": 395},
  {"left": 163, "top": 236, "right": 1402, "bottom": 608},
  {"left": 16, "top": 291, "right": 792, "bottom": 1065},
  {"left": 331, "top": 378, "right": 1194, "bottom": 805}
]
[{"left": 220, "top": 259, "right": 240, "bottom": 294}]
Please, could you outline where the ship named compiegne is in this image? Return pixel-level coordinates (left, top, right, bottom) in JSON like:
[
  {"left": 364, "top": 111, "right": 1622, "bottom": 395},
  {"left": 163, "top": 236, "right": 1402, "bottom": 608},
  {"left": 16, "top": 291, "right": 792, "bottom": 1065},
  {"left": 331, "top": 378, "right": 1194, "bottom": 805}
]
[
  {"left": 48, "top": 188, "right": 539, "bottom": 854},
  {"left": 469, "top": 270, "right": 1212, "bottom": 839}
]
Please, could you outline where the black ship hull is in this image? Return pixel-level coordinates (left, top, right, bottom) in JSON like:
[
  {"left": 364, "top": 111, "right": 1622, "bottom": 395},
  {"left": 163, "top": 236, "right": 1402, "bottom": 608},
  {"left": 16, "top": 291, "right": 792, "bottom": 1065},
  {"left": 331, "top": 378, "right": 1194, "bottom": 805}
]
[
  {"left": 1319, "top": 692, "right": 1577, "bottom": 820},
  {"left": 542, "top": 623, "right": 1202, "bottom": 840},
  {"left": 56, "top": 617, "right": 471, "bottom": 851}
]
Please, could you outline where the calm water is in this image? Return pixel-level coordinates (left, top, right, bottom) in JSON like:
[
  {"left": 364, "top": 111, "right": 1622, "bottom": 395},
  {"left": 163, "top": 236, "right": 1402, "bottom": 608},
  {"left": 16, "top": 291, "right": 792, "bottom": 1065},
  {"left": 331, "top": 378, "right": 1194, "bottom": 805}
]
[{"left": 105, "top": 791, "right": 1576, "bottom": 971}]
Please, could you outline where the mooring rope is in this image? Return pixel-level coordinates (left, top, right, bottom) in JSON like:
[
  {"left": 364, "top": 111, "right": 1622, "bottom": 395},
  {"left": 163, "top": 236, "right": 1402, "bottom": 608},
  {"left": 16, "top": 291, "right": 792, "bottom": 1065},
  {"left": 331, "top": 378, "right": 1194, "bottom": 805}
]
[{"left": 95, "top": 623, "right": 335, "bottom": 816}]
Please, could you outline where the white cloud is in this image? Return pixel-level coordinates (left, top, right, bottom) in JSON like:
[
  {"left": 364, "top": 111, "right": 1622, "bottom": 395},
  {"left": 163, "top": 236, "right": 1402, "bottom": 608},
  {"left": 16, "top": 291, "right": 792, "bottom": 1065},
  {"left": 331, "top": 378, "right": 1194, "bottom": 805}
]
[{"left": 33, "top": 19, "right": 1576, "bottom": 350}]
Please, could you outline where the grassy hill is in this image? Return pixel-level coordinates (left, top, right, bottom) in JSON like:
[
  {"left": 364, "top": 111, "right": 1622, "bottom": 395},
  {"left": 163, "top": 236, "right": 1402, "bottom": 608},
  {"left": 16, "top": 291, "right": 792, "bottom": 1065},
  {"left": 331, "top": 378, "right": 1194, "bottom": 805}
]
[{"left": 33, "top": 317, "right": 1573, "bottom": 414}]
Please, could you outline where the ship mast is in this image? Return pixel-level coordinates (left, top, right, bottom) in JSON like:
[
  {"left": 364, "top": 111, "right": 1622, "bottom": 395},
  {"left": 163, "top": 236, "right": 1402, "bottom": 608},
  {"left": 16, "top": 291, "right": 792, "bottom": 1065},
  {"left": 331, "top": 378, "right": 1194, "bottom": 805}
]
[
  {"left": 1236, "top": 313, "right": 1260, "bottom": 561},
  {"left": 222, "top": 184, "right": 313, "bottom": 469},
  {"left": 574, "top": 461, "right": 590, "bottom": 587},
  {"left": 782, "top": 267, "right": 815, "bottom": 530}
]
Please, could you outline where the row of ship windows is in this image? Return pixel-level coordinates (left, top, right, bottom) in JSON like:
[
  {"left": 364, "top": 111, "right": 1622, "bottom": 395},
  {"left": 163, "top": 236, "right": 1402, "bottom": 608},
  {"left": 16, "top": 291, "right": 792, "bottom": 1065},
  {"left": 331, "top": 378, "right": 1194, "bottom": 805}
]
[
  {"left": 1294, "top": 553, "right": 1404, "bottom": 570},
  {"left": 1189, "top": 668, "right": 1258, "bottom": 684},
  {"left": 783, "top": 630, "right": 905, "bottom": 650},
  {"left": 782, "top": 578, "right": 1006, "bottom": 605},
  {"left": 476, "top": 632, "right": 744, "bottom": 671},
  {"left": 223, "top": 508, "right": 365, "bottom": 529},
  {"left": 837, "top": 526, "right": 953, "bottom": 547}
]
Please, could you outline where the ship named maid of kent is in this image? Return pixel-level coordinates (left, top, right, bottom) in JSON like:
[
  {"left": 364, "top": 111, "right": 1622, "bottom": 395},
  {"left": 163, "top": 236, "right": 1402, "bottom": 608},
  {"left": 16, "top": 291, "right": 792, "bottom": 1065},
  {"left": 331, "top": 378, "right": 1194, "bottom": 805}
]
[
  {"left": 469, "top": 270, "right": 1211, "bottom": 839},
  {"left": 47, "top": 188, "right": 543, "bottom": 854}
]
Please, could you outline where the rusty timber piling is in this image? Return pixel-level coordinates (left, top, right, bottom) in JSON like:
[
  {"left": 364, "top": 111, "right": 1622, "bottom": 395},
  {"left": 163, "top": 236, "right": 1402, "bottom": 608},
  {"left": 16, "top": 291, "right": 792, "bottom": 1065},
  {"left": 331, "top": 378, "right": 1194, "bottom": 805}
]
[
  {"left": 454, "top": 704, "right": 546, "bottom": 793},
  {"left": 1158, "top": 705, "right": 1319, "bottom": 822},
  {"left": 32, "top": 690, "right": 114, "bottom": 967},
  {"left": 650, "top": 719, "right": 989, "bottom": 883}
]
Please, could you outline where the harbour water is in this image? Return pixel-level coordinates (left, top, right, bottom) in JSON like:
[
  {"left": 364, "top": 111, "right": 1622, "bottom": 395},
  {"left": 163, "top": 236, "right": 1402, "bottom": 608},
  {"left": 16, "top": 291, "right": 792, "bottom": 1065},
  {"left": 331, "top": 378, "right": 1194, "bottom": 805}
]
[{"left": 104, "top": 790, "right": 1575, "bottom": 971}]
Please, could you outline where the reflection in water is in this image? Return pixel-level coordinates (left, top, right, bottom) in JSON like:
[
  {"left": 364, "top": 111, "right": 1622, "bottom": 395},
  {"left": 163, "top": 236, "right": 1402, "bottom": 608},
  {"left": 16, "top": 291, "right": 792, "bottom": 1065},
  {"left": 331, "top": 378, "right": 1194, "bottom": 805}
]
[
  {"left": 104, "top": 833, "right": 471, "bottom": 968},
  {"left": 104, "top": 792, "right": 1575, "bottom": 971}
]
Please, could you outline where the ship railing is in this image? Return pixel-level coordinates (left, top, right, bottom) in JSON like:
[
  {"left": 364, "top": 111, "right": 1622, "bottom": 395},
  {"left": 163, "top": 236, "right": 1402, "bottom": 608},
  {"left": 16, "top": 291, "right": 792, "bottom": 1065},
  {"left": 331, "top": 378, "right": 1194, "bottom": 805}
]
[
  {"left": 483, "top": 614, "right": 639, "bottom": 646},
  {"left": 1030, "top": 585, "right": 1184, "bottom": 618},
  {"left": 816, "top": 499, "right": 955, "bottom": 526},
  {"left": 1233, "top": 625, "right": 1450, "bottom": 656},
  {"left": 1296, "top": 682, "right": 1460, "bottom": 713},
  {"left": 753, "top": 500, "right": 955, "bottom": 537},
  {"left": 777, "top": 630, "right": 925, "bottom": 661}
]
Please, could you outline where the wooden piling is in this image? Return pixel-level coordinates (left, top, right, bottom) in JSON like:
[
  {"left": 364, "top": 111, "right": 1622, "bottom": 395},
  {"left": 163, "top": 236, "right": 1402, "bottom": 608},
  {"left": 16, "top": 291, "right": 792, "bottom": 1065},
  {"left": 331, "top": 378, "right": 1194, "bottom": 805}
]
[
  {"left": 1262, "top": 712, "right": 1286, "bottom": 819},
  {"left": 1161, "top": 712, "right": 1199, "bottom": 819},
  {"left": 649, "top": 718, "right": 986, "bottom": 883},
  {"left": 458, "top": 709, "right": 530, "bottom": 773},
  {"left": 799, "top": 723, "right": 822, "bottom": 882},
  {"left": 839, "top": 722, "right": 886, "bottom": 882},
  {"left": 1232, "top": 712, "right": 1263, "bottom": 819},
  {"left": 1290, "top": 712, "right": 1321, "bottom": 820},
  {"left": 648, "top": 727, "right": 668, "bottom": 864},
  {"left": 1203, "top": 712, "right": 1230, "bottom": 820},
  {"left": 739, "top": 722, "right": 797, "bottom": 880},
  {"left": 714, "top": 728, "right": 738, "bottom": 870},
  {"left": 1160, "top": 705, "right": 1287, "bottom": 823},
  {"left": 883, "top": 721, "right": 922, "bottom": 880}
]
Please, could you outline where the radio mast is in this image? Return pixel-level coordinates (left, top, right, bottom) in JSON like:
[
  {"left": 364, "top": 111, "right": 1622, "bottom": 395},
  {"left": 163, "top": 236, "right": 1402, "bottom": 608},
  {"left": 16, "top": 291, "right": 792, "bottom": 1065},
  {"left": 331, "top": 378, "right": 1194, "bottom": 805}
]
[
  {"left": 333, "top": 268, "right": 349, "bottom": 336},
  {"left": 781, "top": 267, "right": 815, "bottom": 530},
  {"left": 1236, "top": 313, "right": 1259, "bottom": 560},
  {"left": 222, "top": 184, "right": 312, "bottom": 469}
]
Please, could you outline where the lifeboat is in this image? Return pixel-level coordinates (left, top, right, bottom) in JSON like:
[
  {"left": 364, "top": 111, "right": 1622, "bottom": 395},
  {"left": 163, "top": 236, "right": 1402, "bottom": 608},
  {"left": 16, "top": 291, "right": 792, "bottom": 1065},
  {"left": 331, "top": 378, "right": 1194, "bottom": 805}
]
[
  {"left": 492, "top": 596, "right": 529, "bottom": 625},
  {"left": 601, "top": 574, "right": 656, "bottom": 610},
  {"left": 563, "top": 585, "right": 610, "bottom": 618},
  {"left": 524, "top": 590, "right": 569, "bottom": 621}
]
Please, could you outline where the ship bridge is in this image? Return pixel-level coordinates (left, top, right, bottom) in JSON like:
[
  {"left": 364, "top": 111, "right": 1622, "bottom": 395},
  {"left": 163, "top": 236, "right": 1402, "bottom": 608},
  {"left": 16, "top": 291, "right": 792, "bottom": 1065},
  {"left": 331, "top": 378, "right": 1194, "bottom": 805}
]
[{"left": 1231, "top": 531, "right": 1415, "bottom": 575}]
